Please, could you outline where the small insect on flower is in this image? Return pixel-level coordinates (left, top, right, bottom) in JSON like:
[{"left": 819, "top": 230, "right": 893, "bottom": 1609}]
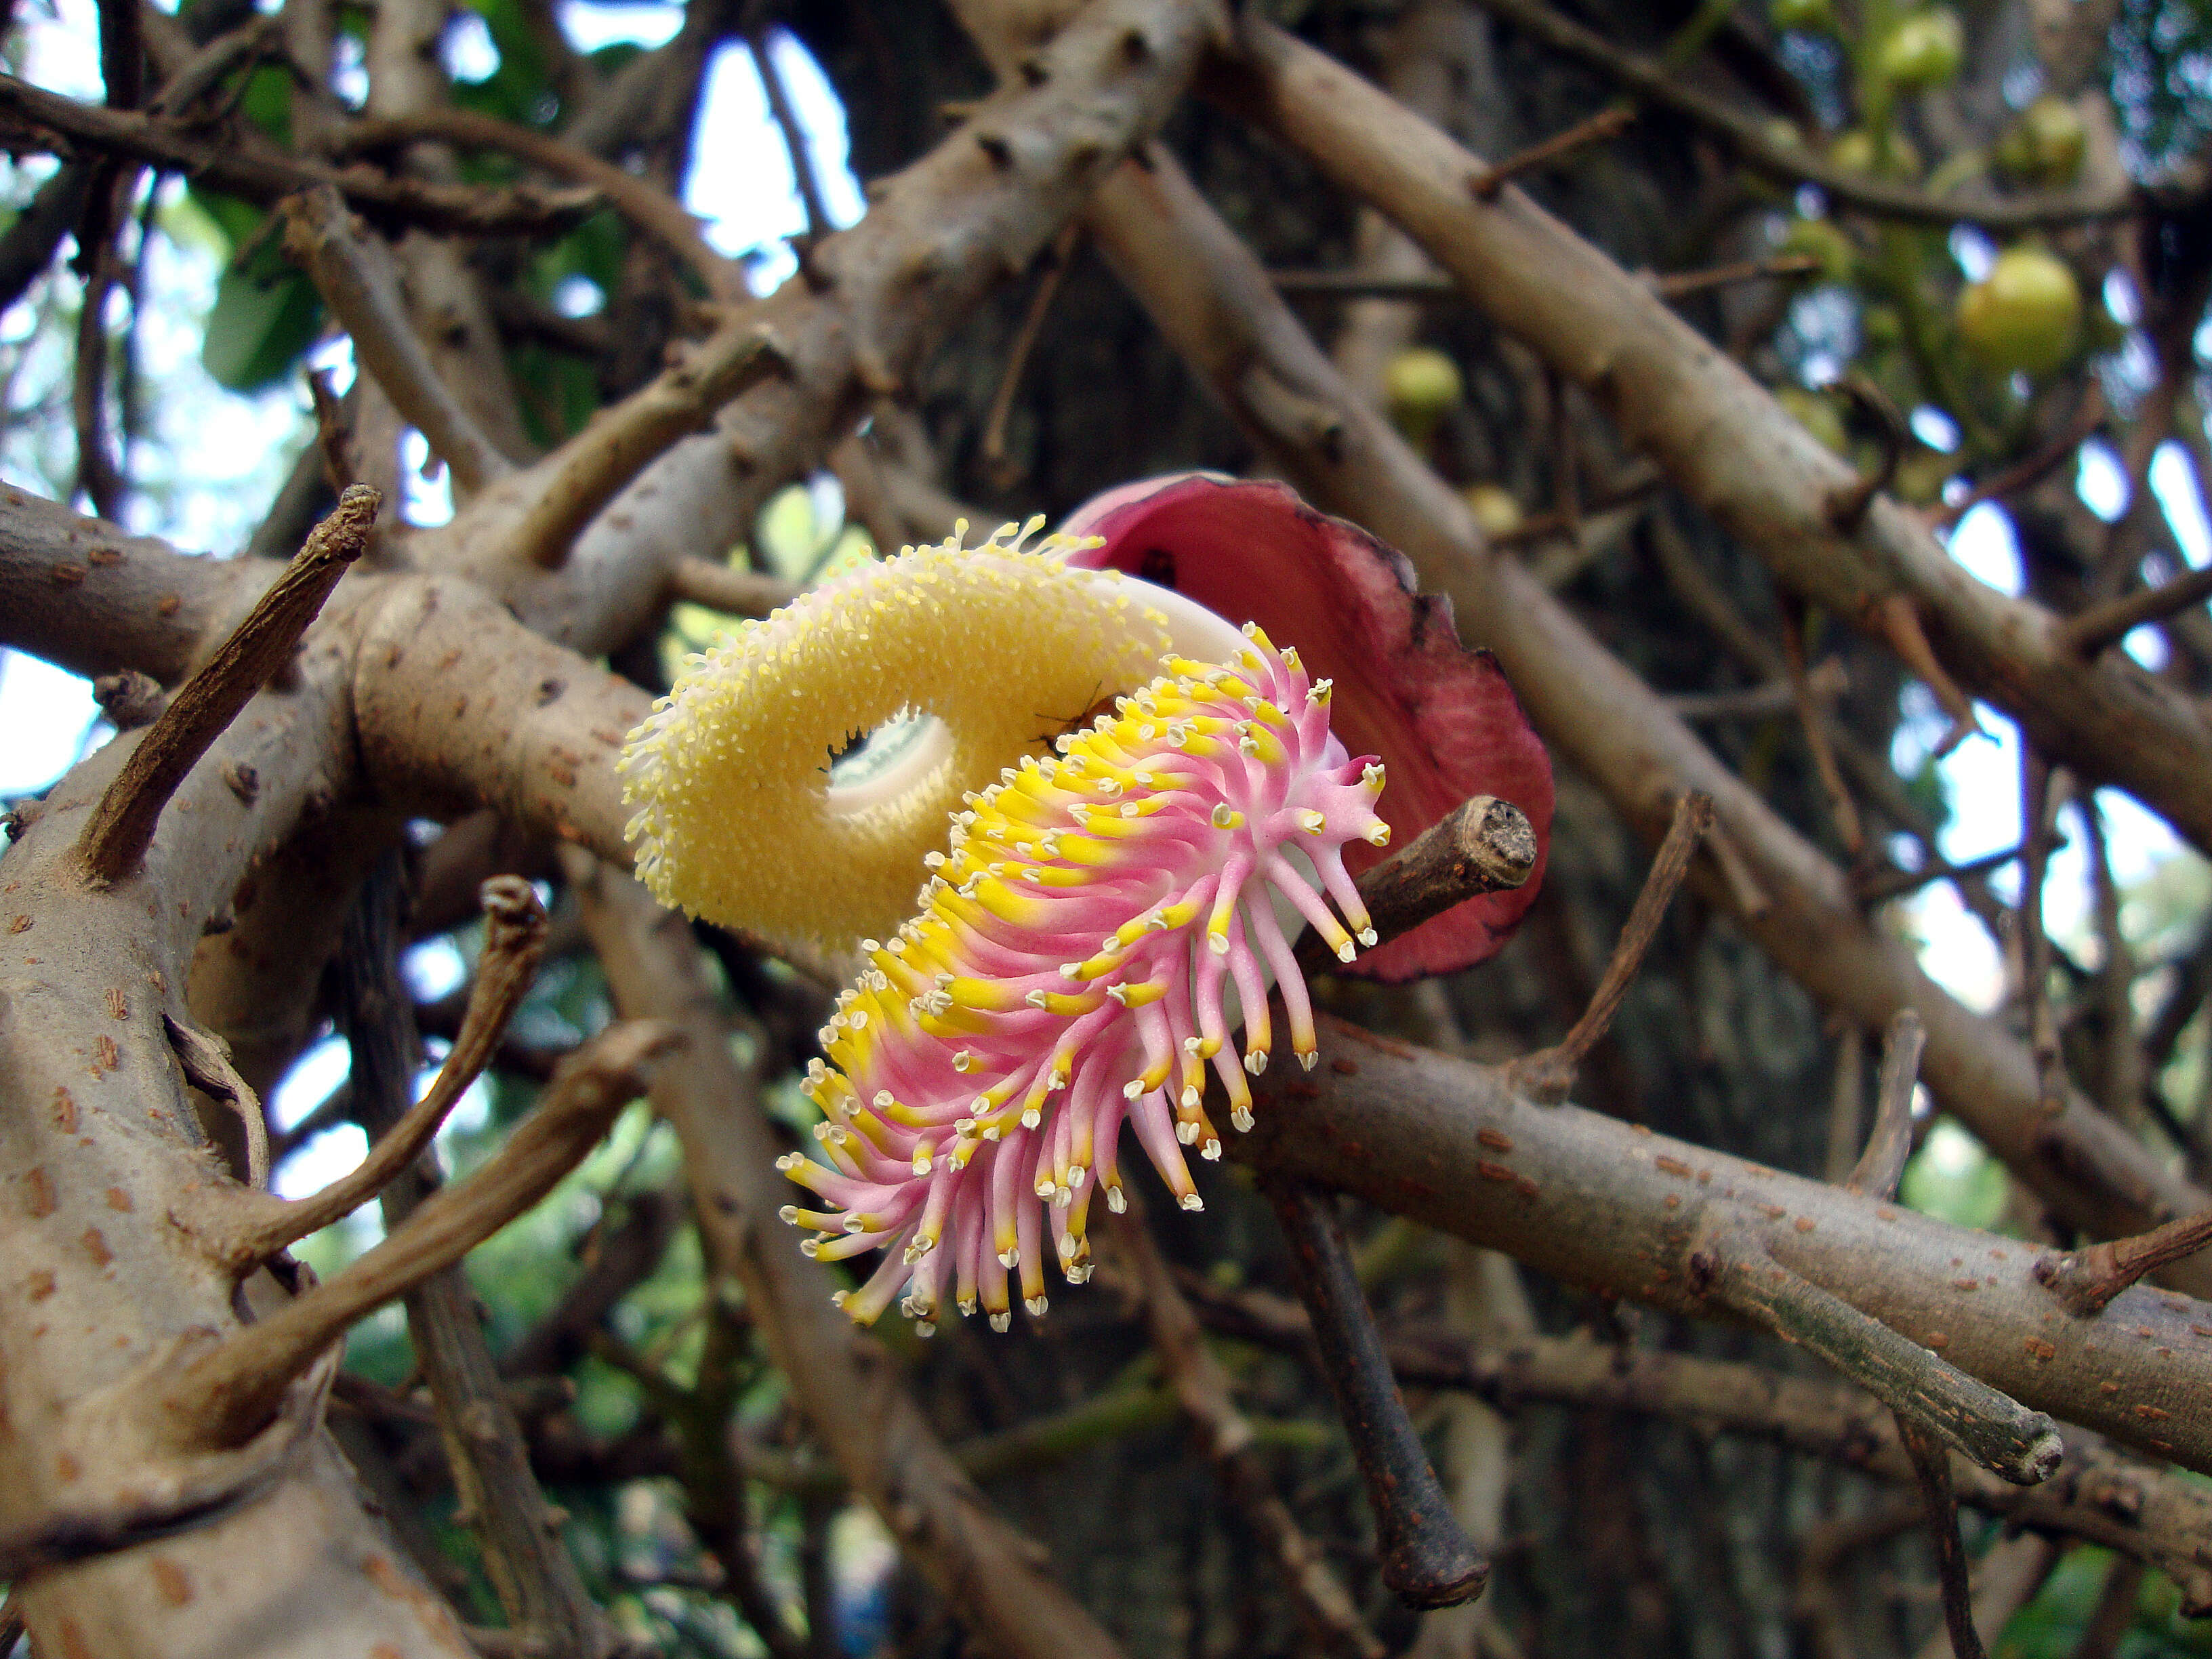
[{"left": 621, "top": 480, "right": 1552, "bottom": 1334}]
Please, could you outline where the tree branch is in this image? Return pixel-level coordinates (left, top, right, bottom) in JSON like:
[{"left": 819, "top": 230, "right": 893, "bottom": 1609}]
[
  {"left": 279, "top": 186, "right": 512, "bottom": 497},
  {"left": 1205, "top": 18, "right": 2212, "bottom": 868},
  {"left": 331, "top": 109, "right": 749, "bottom": 305},
  {"left": 1847, "top": 1010, "right": 1925, "bottom": 1200},
  {"left": 0, "top": 73, "right": 603, "bottom": 237}
]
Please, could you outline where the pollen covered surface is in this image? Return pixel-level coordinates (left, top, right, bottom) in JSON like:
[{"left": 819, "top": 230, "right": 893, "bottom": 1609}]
[
  {"left": 775, "top": 625, "right": 1390, "bottom": 1334},
  {"left": 619, "top": 525, "right": 1172, "bottom": 949}
]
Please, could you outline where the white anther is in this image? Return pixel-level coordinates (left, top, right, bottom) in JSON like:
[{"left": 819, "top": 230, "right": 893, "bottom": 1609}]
[
  {"left": 1359, "top": 927, "right": 1378, "bottom": 947},
  {"left": 952, "top": 1050, "right": 975, "bottom": 1072},
  {"left": 800, "top": 1238, "right": 821, "bottom": 1257},
  {"left": 912, "top": 1153, "right": 933, "bottom": 1175},
  {"left": 1175, "top": 1120, "right": 1200, "bottom": 1145},
  {"left": 1300, "top": 1051, "right": 1319, "bottom": 1071},
  {"left": 1201, "top": 1139, "right": 1222, "bottom": 1161},
  {"left": 779, "top": 1204, "right": 799, "bottom": 1224},
  {"left": 915, "top": 1320, "right": 936, "bottom": 1338},
  {"left": 1026, "top": 989, "right": 1048, "bottom": 1008},
  {"left": 1336, "top": 940, "right": 1357, "bottom": 963},
  {"left": 1025, "top": 1296, "right": 1050, "bottom": 1317},
  {"left": 1021, "top": 1107, "right": 1042, "bottom": 1129},
  {"left": 1245, "top": 1050, "right": 1267, "bottom": 1076},
  {"left": 1179, "top": 1193, "right": 1204, "bottom": 1212},
  {"left": 775, "top": 1152, "right": 804, "bottom": 1171},
  {"left": 1122, "top": 1080, "right": 1143, "bottom": 1099},
  {"left": 990, "top": 1311, "right": 1012, "bottom": 1332},
  {"left": 1181, "top": 1086, "right": 1201, "bottom": 1109},
  {"left": 1231, "top": 1106, "right": 1255, "bottom": 1132},
  {"left": 998, "top": 1248, "right": 1021, "bottom": 1269},
  {"left": 1106, "top": 1185, "right": 1127, "bottom": 1214}
]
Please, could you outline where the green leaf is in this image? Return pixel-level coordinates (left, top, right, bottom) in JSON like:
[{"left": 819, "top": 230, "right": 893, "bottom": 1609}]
[{"left": 202, "top": 267, "right": 323, "bottom": 392}]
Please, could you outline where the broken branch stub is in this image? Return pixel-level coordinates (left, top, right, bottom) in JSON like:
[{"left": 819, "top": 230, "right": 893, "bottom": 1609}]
[{"left": 75, "top": 484, "right": 380, "bottom": 886}]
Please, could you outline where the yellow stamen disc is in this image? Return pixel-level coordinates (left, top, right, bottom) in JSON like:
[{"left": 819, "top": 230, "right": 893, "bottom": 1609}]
[{"left": 619, "top": 533, "right": 1172, "bottom": 948}]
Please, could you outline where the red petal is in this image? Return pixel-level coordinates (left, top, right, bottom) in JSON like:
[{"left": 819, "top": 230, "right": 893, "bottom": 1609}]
[{"left": 1064, "top": 475, "right": 1553, "bottom": 982}]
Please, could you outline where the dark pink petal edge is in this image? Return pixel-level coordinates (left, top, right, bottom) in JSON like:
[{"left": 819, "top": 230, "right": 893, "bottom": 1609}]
[{"left": 1063, "top": 474, "right": 1554, "bottom": 983}]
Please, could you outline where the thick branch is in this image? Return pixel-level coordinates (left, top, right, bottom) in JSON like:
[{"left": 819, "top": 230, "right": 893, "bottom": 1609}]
[
  {"left": 1233, "top": 1017, "right": 2212, "bottom": 1472},
  {"left": 75, "top": 485, "right": 378, "bottom": 885}
]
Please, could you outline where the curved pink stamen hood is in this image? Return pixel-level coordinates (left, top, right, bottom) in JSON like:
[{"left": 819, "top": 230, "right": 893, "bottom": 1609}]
[{"left": 782, "top": 622, "right": 1387, "bottom": 1331}]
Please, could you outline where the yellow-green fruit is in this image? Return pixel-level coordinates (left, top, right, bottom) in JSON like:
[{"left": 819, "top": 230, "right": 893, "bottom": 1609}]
[
  {"left": 1828, "top": 128, "right": 1922, "bottom": 178},
  {"left": 1385, "top": 348, "right": 1464, "bottom": 417},
  {"left": 1778, "top": 386, "right": 1849, "bottom": 455},
  {"left": 1769, "top": 0, "right": 1833, "bottom": 33},
  {"left": 1878, "top": 8, "right": 1965, "bottom": 89},
  {"left": 1956, "top": 247, "right": 2081, "bottom": 375},
  {"left": 1780, "top": 217, "right": 1856, "bottom": 283},
  {"left": 1994, "top": 94, "right": 2087, "bottom": 186},
  {"left": 1462, "top": 483, "right": 1524, "bottom": 537}
]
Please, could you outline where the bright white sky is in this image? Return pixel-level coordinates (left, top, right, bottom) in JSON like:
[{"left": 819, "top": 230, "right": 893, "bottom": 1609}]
[{"left": 0, "top": 0, "right": 2204, "bottom": 1198}]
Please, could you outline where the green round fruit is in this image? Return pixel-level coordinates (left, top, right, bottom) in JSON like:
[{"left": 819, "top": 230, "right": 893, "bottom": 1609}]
[
  {"left": 1462, "top": 483, "right": 1524, "bottom": 537},
  {"left": 1384, "top": 348, "right": 1464, "bottom": 417},
  {"left": 1780, "top": 217, "right": 1856, "bottom": 283},
  {"left": 1955, "top": 247, "right": 2081, "bottom": 375},
  {"left": 1778, "top": 386, "right": 1850, "bottom": 455},
  {"left": 1994, "top": 94, "right": 2087, "bottom": 186},
  {"left": 1828, "top": 128, "right": 1921, "bottom": 178},
  {"left": 1769, "top": 0, "right": 1834, "bottom": 33},
  {"left": 1878, "top": 9, "right": 1965, "bottom": 89}
]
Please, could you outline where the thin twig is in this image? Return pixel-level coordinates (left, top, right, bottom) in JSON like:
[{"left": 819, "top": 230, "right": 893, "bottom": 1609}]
[
  {"left": 2034, "top": 1208, "right": 2212, "bottom": 1317},
  {"left": 2062, "top": 563, "right": 2212, "bottom": 656},
  {"left": 72, "top": 243, "right": 126, "bottom": 521},
  {"left": 280, "top": 184, "right": 512, "bottom": 496},
  {"left": 1261, "top": 1176, "right": 1488, "bottom": 1610},
  {"left": 1855, "top": 842, "right": 2030, "bottom": 905},
  {"left": 1509, "top": 791, "right": 1711, "bottom": 1103},
  {"left": 160, "top": 1019, "right": 678, "bottom": 1449},
  {"left": 75, "top": 483, "right": 379, "bottom": 884},
  {"left": 1714, "top": 1246, "right": 2062, "bottom": 1485},
  {"left": 1823, "top": 373, "right": 1907, "bottom": 534},
  {"left": 166, "top": 1014, "right": 271, "bottom": 1189},
  {"left": 1894, "top": 1411, "right": 1988, "bottom": 1659},
  {"left": 331, "top": 109, "right": 747, "bottom": 305},
  {"left": 1650, "top": 252, "right": 1822, "bottom": 300},
  {"left": 749, "top": 24, "right": 832, "bottom": 246},
  {"left": 1847, "top": 1011, "right": 1925, "bottom": 1201},
  {"left": 2020, "top": 751, "right": 2067, "bottom": 1116},
  {"left": 1109, "top": 1198, "right": 1384, "bottom": 1658},
  {"left": 0, "top": 73, "right": 604, "bottom": 237},
  {"left": 1666, "top": 657, "right": 1846, "bottom": 722},
  {"left": 1866, "top": 592, "right": 1983, "bottom": 756},
  {"left": 979, "top": 223, "right": 1079, "bottom": 485},
  {"left": 1929, "top": 390, "right": 2104, "bottom": 531},
  {"left": 197, "top": 877, "right": 550, "bottom": 1269},
  {"left": 1781, "top": 601, "right": 1864, "bottom": 855},
  {"left": 1292, "top": 794, "right": 1538, "bottom": 979},
  {"left": 666, "top": 556, "right": 797, "bottom": 617},
  {"left": 1467, "top": 104, "right": 1633, "bottom": 200}
]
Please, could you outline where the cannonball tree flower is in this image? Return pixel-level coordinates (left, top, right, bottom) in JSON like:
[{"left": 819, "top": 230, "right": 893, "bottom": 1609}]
[{"left": 618, "top": 480, "right": 1551, "bottom": 1332}]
